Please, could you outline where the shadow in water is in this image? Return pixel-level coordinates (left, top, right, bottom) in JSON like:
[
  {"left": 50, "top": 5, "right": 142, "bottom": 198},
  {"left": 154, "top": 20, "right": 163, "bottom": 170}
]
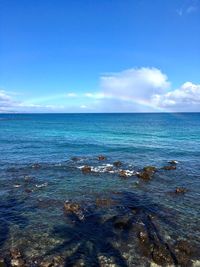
[
  {"left": 0, "top": 197, "right": 29, "bottom": 250},
  {"left": 111, "top": 191, "right": 179, "bottom": 265},
  {"left": 47, "top": 191, "right": 181, "bottom": 266},
  {"left": 46, "top": 211, "right": 128, "bottom": 267}
]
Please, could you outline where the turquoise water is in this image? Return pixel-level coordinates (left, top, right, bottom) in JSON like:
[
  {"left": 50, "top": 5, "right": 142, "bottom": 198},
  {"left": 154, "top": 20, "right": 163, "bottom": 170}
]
[{"left": 0, "top": 113, "right": 200, "bottom": 266}]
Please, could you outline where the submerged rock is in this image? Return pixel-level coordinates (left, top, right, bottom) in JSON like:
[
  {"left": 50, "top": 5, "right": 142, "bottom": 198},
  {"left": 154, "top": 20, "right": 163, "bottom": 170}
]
[
  {"left": 162, "top": 165, "right": 176, "bottom": 170},
  {"left": 31, "top": 163, "right": 41, "bottom": 169},
  {"left": 0, "top": 258, "right": 7, "bottom": 267},
  {"left": 10, "top": 249, "right": 21, "bottom": 259},
  {"left": 10, "top": 258, "right": 25, "bottom": 267},
  {"left": 81, "top": 165, "right": 92, "bottom": 174},
  {"left": 137, "top": 166, "right": 157, "bottom": 180},
  {"left": 64, "top": 201, "right": 81, "bottom": 214},
  {"left": 175, "top": 240, "right": 194, "bottom": 266},
  {"left": 175, "top": 187, "right": 187, "bottom": 194},
  {"left": 113, "top": 161, "right": 122, "bottom": 167},
  {"left": 119, "top": 170, "right": 129, "bottom": 178},
  {"left": 71, "top": 156, "right": 81, "bottom": 161},
  {"left": 96, "top": 197, "right": 116, "bottom": 207},
  {"left": 98, "top": 155, "right": 106, "bottom": 161},
  {"left": 175, "top": 240, "right": 193, "bottom": 255},
  {"left": 24, "top": 188, "right": 32, "bottom": 193},
  {"left": 152, "top": 245, "right": 174, "bottom": 266},
  {"left": 137, "top": 171, "right": 152, "bottom": 180},
  {"left": 114, "top": 219, "right": 130, "bottom": 230},
  {"left": 119, "top": 169, "right": 135, "bottom": 178},
  {"left": 143, "top": 166, "right": 157, "bottom": 172},
  {"left": 137, "top": 228, "right": 152, "bottom": 258}
]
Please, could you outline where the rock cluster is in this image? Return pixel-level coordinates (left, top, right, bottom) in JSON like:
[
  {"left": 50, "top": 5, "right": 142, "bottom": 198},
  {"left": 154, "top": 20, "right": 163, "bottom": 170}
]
[{"left": 137, "top": 166, "right": 157, "bottom": 180}]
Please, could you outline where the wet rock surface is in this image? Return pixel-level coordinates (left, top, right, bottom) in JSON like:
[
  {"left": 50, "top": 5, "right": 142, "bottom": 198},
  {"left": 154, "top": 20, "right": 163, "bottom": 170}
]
[
  {"left": 81, "top": 165, "right": 92, "bottom": 174},
  {"left": 64, "top": 201, "right": 81, "bottom": 214},
  {"left": 137, "top": 171, "right": 152, "bottom": 180},
  {"left": 162, "top": 165, "right": 176, "bottom": 170},
  {"left": 98, "top": 155, "right": 107, "bottom": 161},
  {"left": 175, "top": 187, "right": 188, "bottom": 194},
  {"left": 113, "top": 161, "right": 122, "bottom": 167},
  {"left": 137, "top": 165, "right": 157, "bottom": 180}
]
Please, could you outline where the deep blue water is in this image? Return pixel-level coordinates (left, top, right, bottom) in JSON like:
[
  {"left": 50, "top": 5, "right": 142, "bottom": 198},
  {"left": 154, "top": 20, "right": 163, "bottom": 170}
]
[{"left": 0, "top": 113, "right": 200, "bottom": 266}]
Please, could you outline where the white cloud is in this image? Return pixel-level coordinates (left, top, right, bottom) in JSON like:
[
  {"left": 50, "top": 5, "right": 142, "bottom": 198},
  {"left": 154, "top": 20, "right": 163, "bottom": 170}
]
[
  {"left": 92, "top": 68, "right": 200, "bottom": 112},
  {"left": 1, "top": 68, "right": 200, "bottom": 112},
  {"left": 152, "top": 82, "right": 200, "bottom": 110},
  {"left": 100, "top": 67, "right": 170, "bottom": 100},
  {"left": 80, "top": 105, "right": 87, "bottom": 109},
  {"left": 66, "top": 92, "right": 77, "bottom": 97}
]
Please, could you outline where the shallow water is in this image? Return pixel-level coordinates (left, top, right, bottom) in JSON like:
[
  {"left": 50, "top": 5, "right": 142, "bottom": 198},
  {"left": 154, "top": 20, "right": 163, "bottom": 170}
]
[{"left": 0, "top": 113, "right": 200, "bottom": 266}]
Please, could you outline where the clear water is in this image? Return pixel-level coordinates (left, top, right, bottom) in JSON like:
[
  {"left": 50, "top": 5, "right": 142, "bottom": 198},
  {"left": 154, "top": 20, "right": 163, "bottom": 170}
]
[{"left": 0, "top": 113, "right": 200, "bottom": 266}]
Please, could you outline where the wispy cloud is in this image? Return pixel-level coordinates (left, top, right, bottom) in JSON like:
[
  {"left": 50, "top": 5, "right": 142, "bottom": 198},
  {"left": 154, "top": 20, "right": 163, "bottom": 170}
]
[
  {"left": 177, "top": 0, "right": 199, "bottom": 16},
  {"left": 0, "top": 89, "right": 65, "bottom": 113},
  {"left": 66, "top": 92, "right": 77, "bottom": 97}
]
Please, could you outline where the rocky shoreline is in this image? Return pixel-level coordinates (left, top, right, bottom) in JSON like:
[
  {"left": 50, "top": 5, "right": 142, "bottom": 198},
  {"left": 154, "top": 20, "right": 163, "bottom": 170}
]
[{"left": 0, "top": 156, "right": 199, "bottom": 266}]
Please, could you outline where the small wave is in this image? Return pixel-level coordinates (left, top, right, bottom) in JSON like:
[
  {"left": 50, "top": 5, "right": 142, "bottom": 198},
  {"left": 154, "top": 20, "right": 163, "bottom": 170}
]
[{"left": 78, "top": 164, "right": 137, "bottom": 176}]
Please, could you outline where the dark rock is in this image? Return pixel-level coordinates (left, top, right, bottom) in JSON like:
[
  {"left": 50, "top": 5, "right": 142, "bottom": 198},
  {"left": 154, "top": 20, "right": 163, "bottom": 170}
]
[
  {"left": 98, "top": 155, "right": 106, "bottom": 161},
  {"left": 137, "top": 229, "right": 152, "bottom": 258},
  {"left": 152, "top": 245, "right": 173, "bottom": 265},
  {"left": 162, "top": 165, "right": 176, "bottom": 170},
  {"left": 137, "top": 171, "right": 152, "bottom": 180},
  {"left": 175, "top": 240, "right": 194, "bottom": 266},
  {"left": 137, "top": 166, "right": 156, "bottom": 180},
  {"left": 143, "top": 166, "right": 157, "bottom": 172},
  {"left": 25, "top": 189, "right": 32, "bottom": 193},
  {"left": 119, "top": 170, "right": 129, "bottom": 178},
  {"left": 175, "top": 240, "right": 193, "bottom": 255},
  {"left": 175, "top": 187, "right": 187, "bottom": 194},
  {"left": 138, "top": 231, "right": 149, "bottom": 244},
  {"left": 64, "top": 201, "right": 81, "bottom": 214},
  {"left": 113, "top": 161, "right": 122, "bottom": 167},
  {"left": 81, "top": 165, "right": 92, "bottom": 174}
]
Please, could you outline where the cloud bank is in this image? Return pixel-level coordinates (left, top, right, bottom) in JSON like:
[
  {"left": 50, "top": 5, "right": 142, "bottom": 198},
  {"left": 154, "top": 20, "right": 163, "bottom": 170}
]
[{"left": 1, "top": 67, "right": 200, "bottom": 112}]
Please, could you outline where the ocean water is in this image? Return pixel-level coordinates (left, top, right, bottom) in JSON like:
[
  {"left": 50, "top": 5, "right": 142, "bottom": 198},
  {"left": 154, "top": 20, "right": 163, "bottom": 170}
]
[{"left": 0, "top": 113, "right": 200, "bottom": 266}]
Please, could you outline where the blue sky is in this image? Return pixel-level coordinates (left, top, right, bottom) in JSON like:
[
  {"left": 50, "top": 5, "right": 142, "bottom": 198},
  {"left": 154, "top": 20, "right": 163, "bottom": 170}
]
[{"left": 0, "top": 0, "right": 200, "bottom": 112}]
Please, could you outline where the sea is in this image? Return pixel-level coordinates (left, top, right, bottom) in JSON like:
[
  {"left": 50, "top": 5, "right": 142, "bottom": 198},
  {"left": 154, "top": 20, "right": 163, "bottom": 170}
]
[{"left": 0, "top": 113, "right": 200, "bottom": 266}]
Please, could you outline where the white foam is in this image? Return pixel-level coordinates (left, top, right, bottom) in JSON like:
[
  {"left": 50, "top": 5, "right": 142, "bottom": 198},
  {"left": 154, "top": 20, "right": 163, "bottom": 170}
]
[{"left": 35, "top": 182, "right": 48, "bottom": 188}]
